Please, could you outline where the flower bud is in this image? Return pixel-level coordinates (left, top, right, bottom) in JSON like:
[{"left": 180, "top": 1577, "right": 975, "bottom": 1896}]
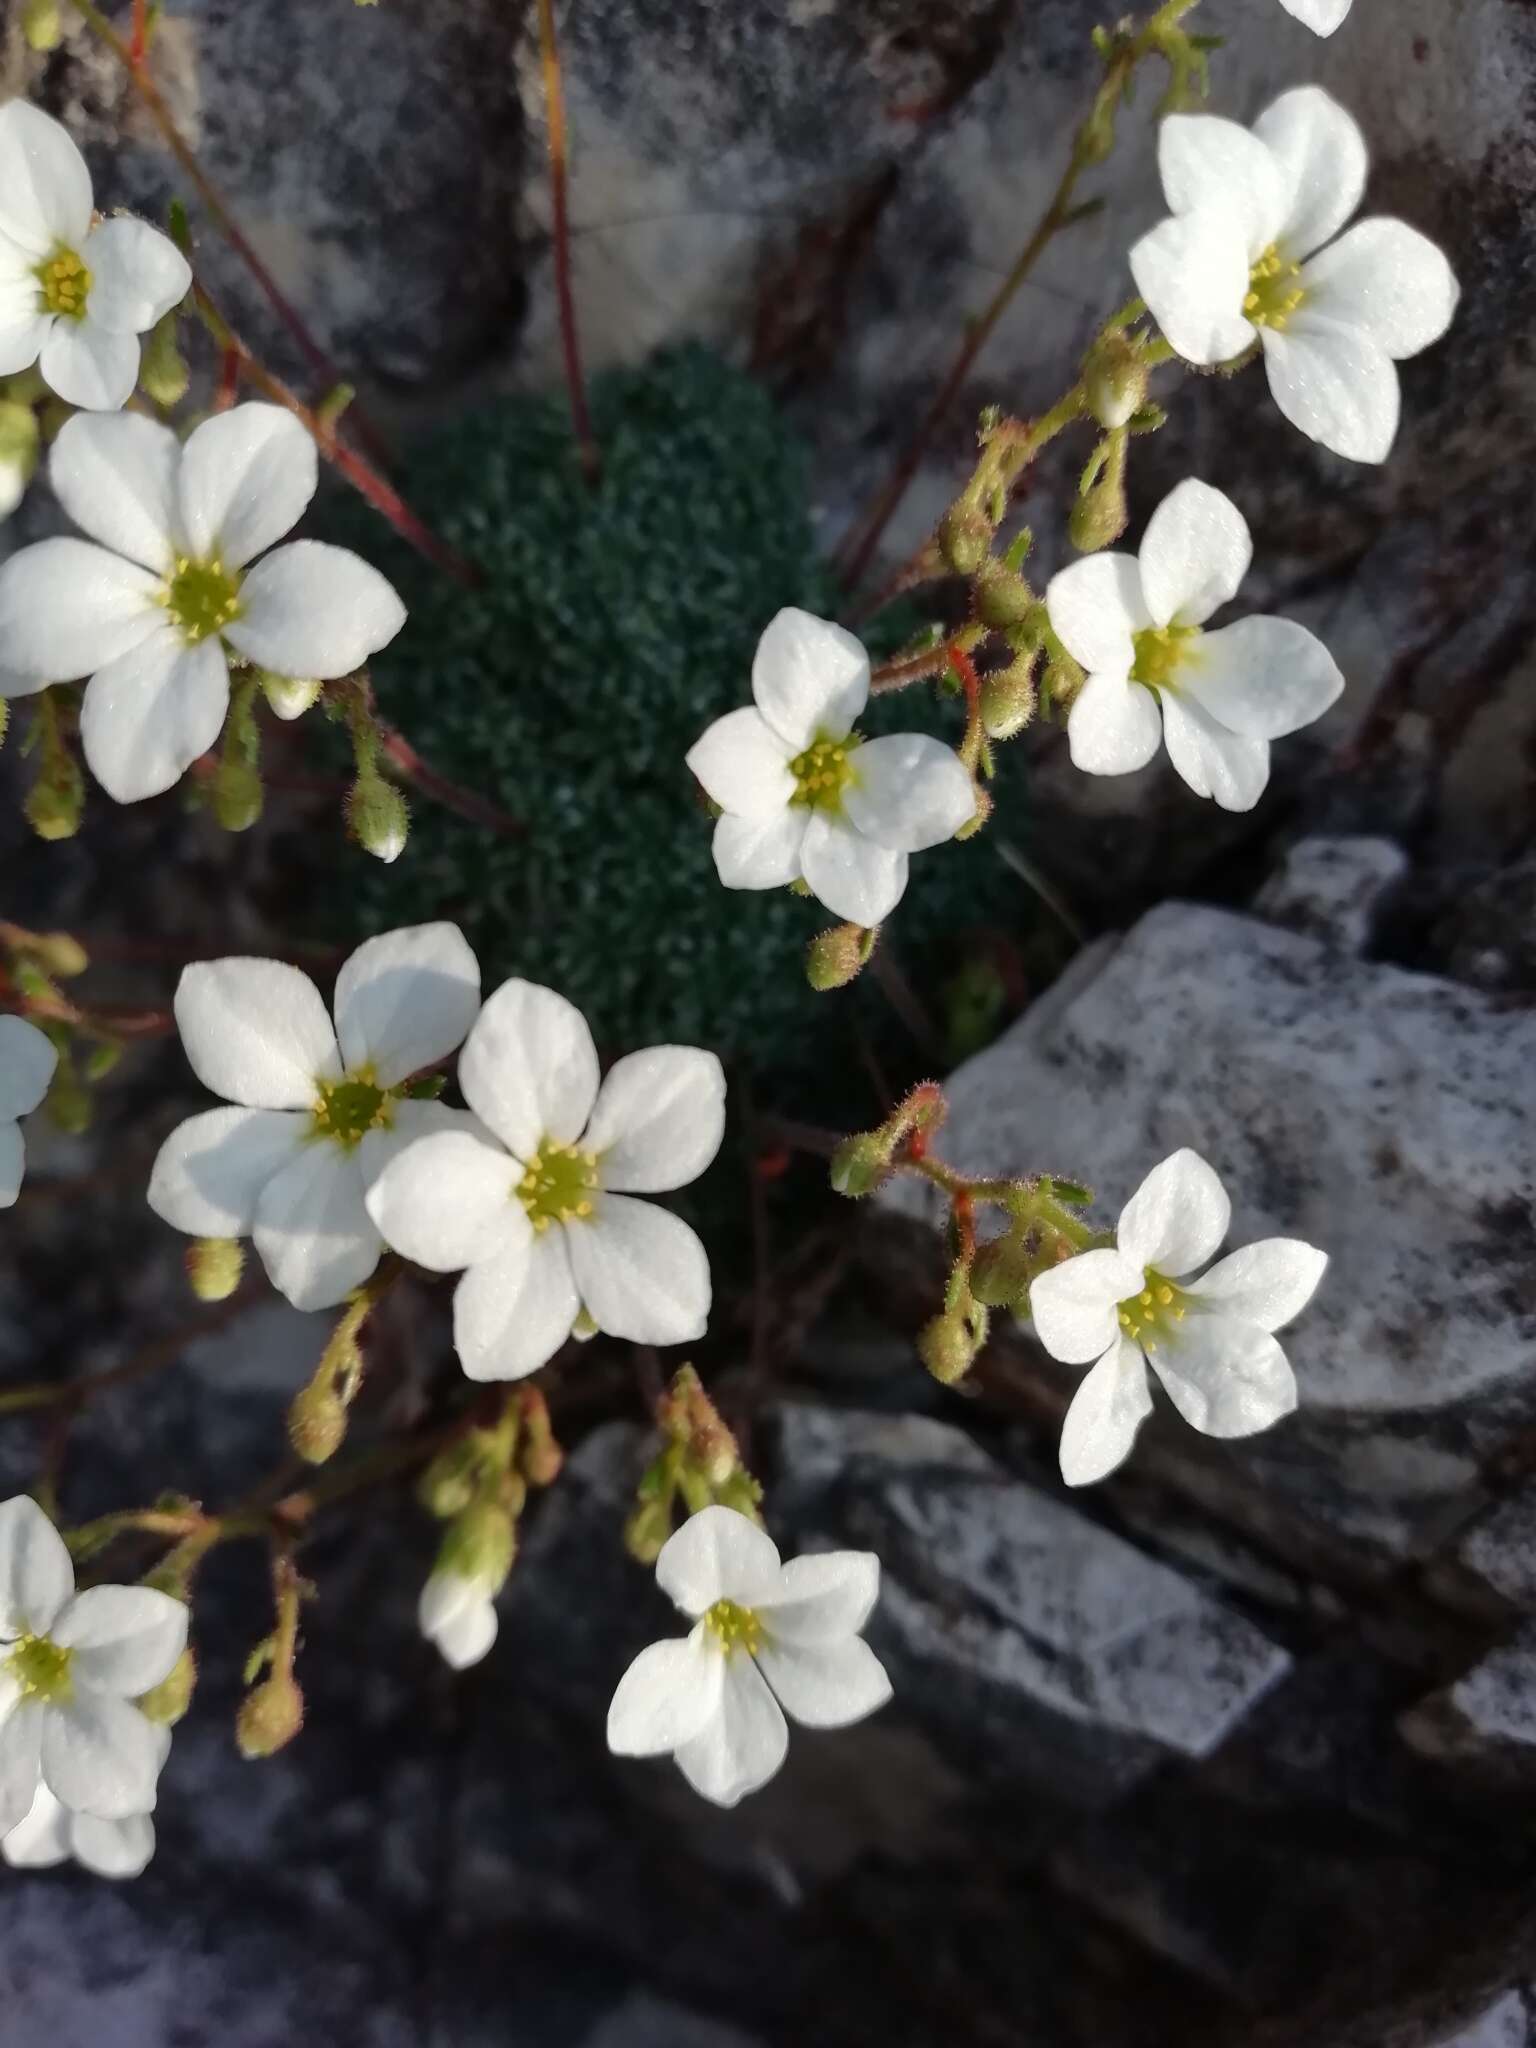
[
  {"left": 937, "top": 504, "right": 993, "bottom": 577},
  {"left": 139, "top": 1645, "right": 196, "bottom": 1726},
  {"left": 25, "top": 757, "right": 84, "bottom": 841},
  {"left": 45, "top": 1062, "right": 91, "bottom": 1136},
  {"left": 624, "top": 1495, "right": 674, "bottom": 1565},
  {"left": 807, "top": 922, "right": 873, "bottom": 992},
  {"left": 187, "top": 1236, "right": 245, "bottom": 1302},
  {"left": 441, "top": 1499, "right": 516, "bottom": 1597},
  {"left": 517, "top": 1389, "right": 564, "bottom": 1487},
  {"left": 260, "top": 672, "right": 323, "bottom": 722},
  {"left": 214, "top": 755, "right": 264, "bottom": 833},
  {"left": 347, "top": 773, "right": 409, "bottom": 863},
  {"left": 713, "top": 1469, "right": 764, "bottom": 1520},
  {"left": 139, "top": 312, "right": 190, "bottom": 408},
  {"left": 917, "top": 1309, "right": 975, "bottom": 1386},
  {"left": 969, "top": 1227, "right": 1038, "bottom": 1309},
  {"left": 24, "top": 930, "right": 89, "bottom": 979},
  {"left": 1083, "top": 334, "right": 1149, "bottom": 432},
  {"left": 417, "top": 1439, "right": 482, "bottom": 1519},
  {"left": 1069, "top": 434, "right": 1129, "bottom": 554},
  {"left": 288, "top": 1377, "right": 347, "bottom": 1465},
  {"left": 829, "top": 1132, "right": 893, "bottom": 1199},
  {"left": 980, "top": 656, "right": 1036, "bottom": 741},
  {"left": 237, "top": 1671, "right": 304, "bottom": 1758},
  {"left": 973, "top": 561, "right": 1036, "bottom": 632}
]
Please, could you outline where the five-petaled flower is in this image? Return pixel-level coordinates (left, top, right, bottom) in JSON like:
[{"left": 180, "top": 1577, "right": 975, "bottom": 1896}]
[
  {"left": 0, "top": 404, "right": 406, "bottom": 803},
  {"left": 1045, "top": 478, "right": 1343, "bottom": 810},
  {"left": 148, "top": 924, "right": 482, "bottom": 1312},
  {"left": 366, "top": 979, "right": 725, "bottom": 1380},
  {"left": 1129, "top": 86, "right": 1458, "bottom": 463},
  {"left": 606, "top": 1505, "right": 891, "bottom": 1807},
  {"left": 0, "top": 1495, "right": 187, "bottom": 1832},
  {"left": 0, "top": 1015, "right": 58, "bottom": 1208},
  {"left": 1028, "top": 1149, "right": 1327, "bottom": 1487},
  {"left": 2, "top": 1725, "right": 169, "bottom": 1879},
  {"left": 686, "top": 608, "right": 976, "bottom": 929},
  {"left": 0, "top": 101, "right": 192, "bottom": 413}
]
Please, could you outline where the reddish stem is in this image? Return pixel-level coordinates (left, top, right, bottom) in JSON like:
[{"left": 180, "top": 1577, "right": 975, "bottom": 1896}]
[
  {"left": 214, "top": 344, "right": 241, "bottom": 413},
  {"left": 373, "top": 722, "right": 526, "bottom": 840},
  {"left": 536, "top": 0, "right": 599, "bottom": 483},
  {"left": 128, "top": 0, "right": 147, "bottom": 68}
]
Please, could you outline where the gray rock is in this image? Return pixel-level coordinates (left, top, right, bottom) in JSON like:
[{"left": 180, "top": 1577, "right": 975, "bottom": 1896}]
[
  {"left": 1437, "top": 1992, "right": 1532, "bottom": 2048},
  {"left": 579, "top": 1995, "right": 764, "bottom": 2048},
  {"left": 1462, "top": 1491, "right": 1536, "bottom": 1612},
  {"left": 1406, "top": 1623, "right": 1536, "bottom": 1763},
  {"left": 1254, "top": 836, "right": 1409, "bottom": 955}
]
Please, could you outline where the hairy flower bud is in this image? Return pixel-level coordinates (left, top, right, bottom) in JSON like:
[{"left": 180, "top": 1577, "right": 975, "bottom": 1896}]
[
  {"left": 1069, "top": 432, "right": 1129, "bottom": 554},
  {"left": 980, "top": 656, "right": 1036, "bottom": 741},
  {"left": 917, "top": 1309, "right": 975, "bottom": 1386},
  {"left": 807, "top": 922, "right": 873, "bottom": 992},
  {"left": 417, "top": 1439, "right": 482, "bottom": 1519},
  {"left": 969, "top": 1227, "right": 1039, "bottom": 1309},
  {"left": 288, "top": 1377, "right": 347, "bottom": 1465},
  {"left": 347, "top": 773, "right": 409, "bottom": 863},
  {"left": 624, "top": 1495, "right": 674, "bottom": 1565},
  {"left": 1083, "top": 333, "right": 1149, "bottom": 432},
  {"left": 237, "top": 1671, "right": 304, "bottom": 1759},
  {"left": 829, "top": 1132, "right": 893, "bottom": 1199},
  {"left": 441, "top": 1500, "right": 516, "bottom": 1597},
  {"left": 25, "top": 756, "right": 84, "bottom": 841},
  {"left": 213, "top": 754, "right": 264, "bottom": 833},
  {"left": 260, "top": 672, "right": 323, "bottom": 721},
  {"left": 973, "top": 560, "right": 1036, "bottom": 631},
  {"left": 139, "top": 312, "right": 190, "bottom": 408},
  {"left": 937, "top": 504, "right": 993, "bottom": 577},
  {"left": 186, "top": 1236, "right": 245, "bottom": 1303},
  {"left": 139, "top": 1645, "right": 196, "bottom": 1727}
]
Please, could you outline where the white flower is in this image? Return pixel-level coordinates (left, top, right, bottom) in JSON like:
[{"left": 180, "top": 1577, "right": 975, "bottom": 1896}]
[
  {"left": 2, "top": 1725, "right": 169, "bottom": 1878},
  {"left": 0, "top": 101, "right": 192, "bottom": 413},
  {"left": 606, "top": 1505, "right": 891, "bottom": 1808},
  {"left": 148, "top": 923, "right": 481, "bottom": 1312},
  {"left": 0, "top": 403, "right": 406, "bottom": 803},
  {"left": 418, "top": 1563, "right": 499, "bottom": 1671},
  {"left": 0, "top": 1496, "right": 186, "bottom": 1831},
  {"left": 0, "top": 1014, "right": 58, "bottom": 1207},
  {"left": 1027, "top": 1149, "right": 1327, "bottom": 1488},
  {"left": 1045, "top": 478, "right": 1343, "bottom": 810},
  {"left": 686, "top": 607, "right": 975, "bottom": 928},
  {"left": 1129, "top": 86, "right": 1458, "bottom": 462},
  {"left": 1280, "top": 0, "right": 1350, "bottom": 31},
  {"left": 365, "top": 980, "right": 725, "bottom": 1379}
]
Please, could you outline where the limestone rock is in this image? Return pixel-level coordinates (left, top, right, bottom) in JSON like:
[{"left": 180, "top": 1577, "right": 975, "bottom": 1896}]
[{"left": 1254, "top": 835, "right": 1408, "bottom": 954}]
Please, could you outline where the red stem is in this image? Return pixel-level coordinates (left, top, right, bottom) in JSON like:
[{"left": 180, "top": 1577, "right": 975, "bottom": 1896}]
[{"left": 536, "top": 0, "right": 599, "bottom": 483}]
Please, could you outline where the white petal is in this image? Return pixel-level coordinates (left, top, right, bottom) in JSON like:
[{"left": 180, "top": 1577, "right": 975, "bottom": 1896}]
[
  {"left": 48, "top": 411, "right": 180, "bottom": 572},
  {"left": 1129, "top": 208, "right": 1255, "bottom": 367},
  {"left": 1183, "top": 1238, "right": 1328, "bottom": 1332},
  {"left": 54, "top": 1585, "right": 187, "bottom": 1698},
  {"left": 0, "top": 309, "right": 48, "bottom": 379},
  {"left": 751, "top": 607, "right": 869, "bottom": 749},
  {"left": 364, "top": 1127, "right": 527, "bottom": 1272},
  {"left": 1137, "top": 479, "right": 1251, "bottom": 630},
  {"left": 0, "top": 103, "right": 92, "bottom": 256},
  {"left": 1116, "top": 1148, "right": 1230, "bottom": 1276},
  {"left": 80, "top": 216, "right": 191, "bottom": 335},
  {"left": 1278, "top": 0, "right": 1351, "bottom": 30},
  {"left": 1261, "top": 316, "right": 1399, "bottom": 464},
  {"left": 843, "top": 733, "right": 975, "bottom": 852},
  {"left": 1044, "top": 553, "right": 1147, "bottom": 672},
  {"left": 711, "top": 809, "right": 806, "bottom": 891},
  {"left": 799, "top": 810, "right": 908, "bottom": 926},
  {"left": 0, "top": 1014, "right": 58, "bottom": 1120},
  {"left": 452, "top": 1228, "right": 579, "bottom": 1382},
  {"left": 1299, "top": 218, "right": 1459, "bottom": 361},
  {"left": 0, "top": 538, "right": 161, "bottom": 682},
  {"left": 429, "top": 1597, "right": 498, "bottom": 1671},
  {"left": 0, "top": 1124, "right": 21, "bottom": 1210},
  {"left": 418, "top": 1566, "right": 477, "bottom": 1640},
  {"left": 252, "top": 1145, "right": 381, "bottom": 1311},
  {"left": 655, "top": 1504, "right": 782, "bottom": 1616},
  {"left": 1255, "top": 86, "right": 1367, "bottom": 260},
  {"left": 354, "top": 1097, "right": 488, "bottom": 1185},
  {"left": 1180, "top": 616, "right": 1343, "bottom": 740},
  {"left": 0, "top": 1700, "right": 45, "bottom": 1835},
  {"left": 147, "top": 1105, "right": 303, "bottom": 1238},
  {"left": 757, "top": 1634, "right": 890, "bottom": 1730},
  {"left": 1159, "top": 690, "right": 1271, "bottom": 812},
  {"left": 583, "top": 1046, "right": 726, "bottom": 1194},
  {"left": 567, "top": 1196, "right": 710, "bottom": 1346},
  {"left": 1066, "top": 672, "right": 1163, "bottom": 778},
  {"left": 0, "top": 1496, "right": 74, "bottom": 1637},
  {"left": 1026, "top": 1246, "right": 1143, "bottom": 1365},
  {"left": 39, "top": 317, "right": 140, "bottom": 413},
  {"left": 174, "top": 957, "right": 339, "bottom": 1110},
  {"left": 1149, "top": 1314, "right": 1299, "bottom": 1439},
  {"left": 2, "top": 1782, "right": 69, "bottom": 1868},
  {"left": 222, "top": 541, "right": 406, "bottom": 679},
  {"left": 332, "top": 921, "right": 480, "bottom": 1087},
  {"left": 42, "top": 1694, "right": 161, "bottom": 1819},
  {"left": 756, "top": 1552, "right": 880, "bottom": 1646},
  {"left": 79, "top": 629, "right": 229, "bottom": 804},
  {"left": 1058, "top": 1336, "right": 1154, "bottom": 1487},
  {"left": 606, "top": 1632, "right": 724, "bottom": 1755},
  {"left": 459, "top": 978, "right": 599, "bottom": 1160},
  {"left": 674, "top": 1655, "right": 788, "bottom": 1808},
  {"left": 685, "top": 707, "right": 795, "bottom": 817},
  {"left": 1158, "top": 113, "right": 1285, "bottom": 255},
  {"left": 70, "top": 1808, "right": 156, "bottom": 1879},
  {"left": 179, "top": 404, "right": 318, "bottom": 570}
]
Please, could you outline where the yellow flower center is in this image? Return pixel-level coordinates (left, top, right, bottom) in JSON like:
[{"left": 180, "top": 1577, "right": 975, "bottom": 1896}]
[
  {"left": 36, "top": 246, "right": 91, "bottom": 320},
  {"left": 1244, "top": 244, "right": 1306, "bottom": 332},
  {"left": 310, "top": 1065, "right": 395, "bottom": 1150},
  {"left": 1116, "top": 1270, "right": 1190, "bottom": 1354},
  {"left": 789, "top": 731, "right": 859, "bottom": 814},
  {"left": 7, "top": 1631, "right": 73, "bottom": 1704},
  {"left": 162, "top": 556, "right": 243, "bottom": 645},
  {"left": 703, "top": 1598, "right": 763, "bottom": 1658},
  {"left": 516, "top": 1138, "right": 598, "bottom": 1232},
  {"left": 1130, "top": 623, "right": 1200, "bottom": 691}
]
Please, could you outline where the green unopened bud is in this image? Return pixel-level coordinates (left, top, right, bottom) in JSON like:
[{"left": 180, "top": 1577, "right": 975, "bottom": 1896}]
[
  {"left": 830, "top": 1132, "right": 894, "bottom": 1199},
  {"left": 25, "top": 756, "right": 84, "bottom": 841},
  {"left": 937, "top": 504, "right": 993, "bottom": 577},
  {"left": 518, "top": 1390, "right": 564, "bottom": 1487},
  {"left": 288, "top": 1377, "right": 347, "bottom": 1465},
  {"left": 139, "top": 311, "right": 190, "bottom": 408},
  {"left": 138, "top": 1645, "right": 196, "bottom": 1726},
  {"left": 21, "top": 0, "right": 61, "bottom": 50},
  {"left": 237, "top": 1671, "right": 304, "bottom": 1758},
  {"left": 917, "top": 1308, "right": 976, "bottom": 1386},
  {"left": 441, "top": 1499, "right": 516, "bottom": 1596},
  {"left": 347, "top": 773, "right": 409, "bottom": 863},
  {"left": 980, "top": 655, "right": 1036, "bottom": 741},
  {"left": 418, "top": 1438, "right": 482, "bottom": 1519},
  {"left": 624, "top": 1494, "right": 674, "bottom": 1565},
  {"left": 187, "top": 1236, "right": 244, "bottom": 1302},
  {"left": 45, "top": 1061, "right": 91, "bottom": 1136},
  {"left": 713, "top": 1469, "right": 764, "bottom": 1520},
  {"left": 1069, "top": 432, "right": 1129, "bottom": 554},
  {"left": 260, "top": 672, "right": 322, "bottom": 721},
  {"left": 1083, "top": 333, "right": 1149, "bottom": 432},
  {"left": 0, "top": 400, "right": 39, "bottom": 511},
  {"left": 807, "top": 921, "right": 875, "bottom": 992},
  {"left": 21, "top": 930, "right": 89, "bottom": 980},
  {"left": 969, "top": 1227, "right": 1039, "bottom": 1309},
  {"left": 973, "top": 560, "right": 1036, "bottom": 632},
  {"left": 213, "top": 754, "right": 263, "bottom": 832}
]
